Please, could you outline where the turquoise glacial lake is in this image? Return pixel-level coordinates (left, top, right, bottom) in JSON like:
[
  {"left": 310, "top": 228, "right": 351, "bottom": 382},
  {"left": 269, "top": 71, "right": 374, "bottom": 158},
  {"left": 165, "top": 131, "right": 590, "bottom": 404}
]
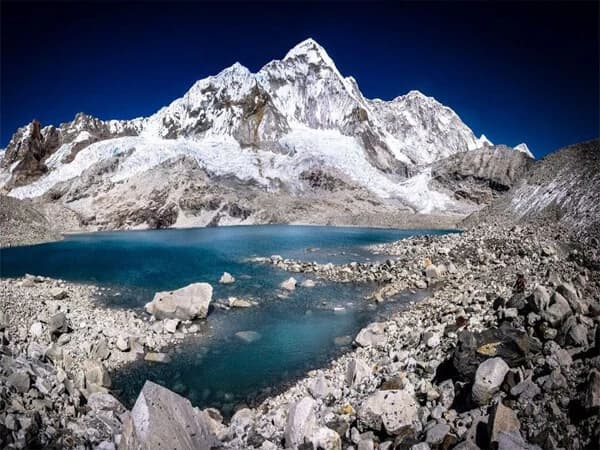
[{"left": 0, "top": 225, "right": 454, "bottom": 414}]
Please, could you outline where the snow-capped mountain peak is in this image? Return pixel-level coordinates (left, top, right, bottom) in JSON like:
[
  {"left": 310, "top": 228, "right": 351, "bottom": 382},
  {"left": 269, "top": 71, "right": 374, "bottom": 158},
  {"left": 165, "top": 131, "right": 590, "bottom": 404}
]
[
  {"left": 1, "top": 38, "right": 524, "bottom": 220},
  {"left": 476, "top": 134, "right": 493, "bottom": 148},
  {"left": 283, "top": 38, "right": 334, "bottom": 65},
  {"left": 514, "top": 143, "right": 534, "bottom": 159}
]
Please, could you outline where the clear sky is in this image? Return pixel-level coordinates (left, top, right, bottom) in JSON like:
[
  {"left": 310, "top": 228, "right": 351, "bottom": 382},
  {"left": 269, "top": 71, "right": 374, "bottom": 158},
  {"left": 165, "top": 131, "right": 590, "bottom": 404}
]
[{"left": 1, "top": 1, "right": 598, "bottom": 158}]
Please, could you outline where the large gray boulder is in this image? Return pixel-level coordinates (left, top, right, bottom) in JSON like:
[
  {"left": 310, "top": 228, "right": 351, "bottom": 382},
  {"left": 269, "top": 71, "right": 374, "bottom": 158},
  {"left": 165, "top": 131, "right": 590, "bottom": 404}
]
[
  {"left": 541, "top": 292, "right": 572, "bottom": 326},
  {"left": 120, "top": 381, "right": 218, "bottom": 449},
  {"left": 84, "top": 360, "right": 111, "bottom": 388},
  {"left": 528, "top": 285, "right": 550, "bottom": 313},
  {"left": 285, "top": 397, "right": 317, "bottom": 448},
  {"left": 472, "top": 357, "right": 509, "bottom": 405},
  {"left": 355, "top": 322, "right": 388, "bottom": 348},
  {"left": 308, "top": 426, "right": 342, "bottom": 450},
  {"left": 488, "top": 402, "right": 521, "bottom": 445},
  {"left": 346, "top": 358, "right": 371, "bottom": 386},
  {"left": 145, "top": 283, "right": 213, "bottom": 320},
  {"left": 357, "top": 389, "right": 420, "bottom": 436}
]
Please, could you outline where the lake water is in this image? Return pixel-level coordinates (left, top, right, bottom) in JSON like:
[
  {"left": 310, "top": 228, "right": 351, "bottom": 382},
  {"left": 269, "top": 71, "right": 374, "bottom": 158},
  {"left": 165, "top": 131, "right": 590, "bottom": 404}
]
[{"left": 0, "top": 225, "right": 454, "bottom": 414}]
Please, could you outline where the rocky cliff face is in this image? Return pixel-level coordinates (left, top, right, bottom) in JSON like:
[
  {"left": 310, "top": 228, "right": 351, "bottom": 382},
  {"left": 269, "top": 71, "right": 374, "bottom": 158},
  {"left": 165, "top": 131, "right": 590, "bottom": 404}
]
[
  {"left": 0, "top": 195, "right": 60, "bottom": 247},
  {"left": 431, "top": 146, "right": 535, "bottom": 205},
  {"left": 463, "top": 139, "right": 600, "bottom": 240},
  {"left": 1, "top": 38, "right": 534, "bottom": 231}
]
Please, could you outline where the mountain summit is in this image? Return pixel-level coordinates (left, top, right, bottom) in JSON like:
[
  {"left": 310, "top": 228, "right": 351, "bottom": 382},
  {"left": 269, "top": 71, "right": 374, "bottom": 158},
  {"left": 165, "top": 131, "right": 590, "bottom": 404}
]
[{"left": 0, "top": 39, "right": 532, "bottom": 230}]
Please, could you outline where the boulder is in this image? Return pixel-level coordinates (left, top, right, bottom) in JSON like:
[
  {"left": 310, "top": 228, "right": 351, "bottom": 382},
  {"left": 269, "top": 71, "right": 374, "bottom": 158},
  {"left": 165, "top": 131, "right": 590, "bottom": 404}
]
[
  {"left": 91, "top": 338, "right": 111, "bottom": 361},
  {"left": 145, "top": 283, "right": 212, "bottom": 320},
  {"left": 425, "top": 264, "right": 440, "bottom": 279},
  {"left": 358, "top": 389, "right": 420, "bottom": 436},
  {"left": 423, "top": 331, "right": 441, "bottom": 348},
  {"left": 308, "top": 376, "right": 335, "bottom": 399},
  {"left": 84, "top": 360, "right": 111, "bottom": 388},
  {"left": 488, "top": 402, "right": 521, "bottom": 445},
  {"left": 219, "top": 272, "right": 235, "bottom": 284},
  {"left": 453, "top": 325, "right": 540, "bottom": 380},
  {"left": 528, "top": 286, "right": 550, "bottom": 313},
  {"left": 346, "top": 358, "right": 371, "bottom": 386},
  {"left": 472, "top": 357, "right": 509, "bottom": 405},
  {"left": 426, "top": 423, "right": 450, "bottom": 445},
  {"left": 301, "top": 279, "right": 316, "bottom": 288},
  {"left": 437, "top": 379, "right": 455, "bottom": 410},
  {"left": 309, "top": 426, "right": 342, "bottom": 450},
  {"left": 228, "top": 297, "right": 253, "bottom": 308},
  {"left": 541, "top": 292, "right": 572, "bottom": 327},
  {"left": 557, "top": 283, "right": 586, "bottom": 314},
  {"left": 355, "top": 322, "right": 388, "bottom": 348},
  {"left": 280, "top": 277, "right": 297, "bottom": 291},
  {"left": 49, "top": 287, "right": 69, "bottom": 300},
  {"left": 7, "top": 371, "right": 30, "bottom": 393},
  {"left": 87, "top": 392, "right": 126, "bottom": 414},
  {"left": 116, "top": 335, "right": 130, "bottom": 352},
  {"left": 230, "top": 408, "right": 255, "bottom": 437},
  {"left": 120, "top": 381, "right": 218, "bottom": 449},
  {"left": 285, "top": 397, "right": 317, "bottom": 448},
  {"left": 48, "top": 312, "right": 70, "bottom": 339},
  {"left": 29, "top": 322, "right": 44, "bottom": 338},
  {"left": 164, "top": 318, "right": 180, "bottom": 334}
]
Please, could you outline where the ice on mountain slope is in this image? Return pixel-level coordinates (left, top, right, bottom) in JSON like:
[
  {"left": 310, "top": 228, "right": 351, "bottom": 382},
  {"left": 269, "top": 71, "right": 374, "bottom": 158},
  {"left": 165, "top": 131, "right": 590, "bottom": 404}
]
[
  {"left": 367, "top": 91, "right": 486, "bottom": 165},
  {"left": 9, "top": 128, "right": 453, "bottom": 214}
]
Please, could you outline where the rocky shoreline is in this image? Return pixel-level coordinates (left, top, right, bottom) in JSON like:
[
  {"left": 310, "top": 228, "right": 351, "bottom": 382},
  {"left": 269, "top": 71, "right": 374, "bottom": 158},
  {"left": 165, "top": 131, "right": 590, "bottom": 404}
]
[{"left": 1, "top": 223, "right": 599, "bottom": 449}]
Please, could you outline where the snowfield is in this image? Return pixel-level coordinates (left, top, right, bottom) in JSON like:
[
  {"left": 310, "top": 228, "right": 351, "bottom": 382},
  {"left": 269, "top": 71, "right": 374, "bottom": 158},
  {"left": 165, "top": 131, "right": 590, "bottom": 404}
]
[{"left": 9, "top": 129, "right": 454, "bottom": 213}]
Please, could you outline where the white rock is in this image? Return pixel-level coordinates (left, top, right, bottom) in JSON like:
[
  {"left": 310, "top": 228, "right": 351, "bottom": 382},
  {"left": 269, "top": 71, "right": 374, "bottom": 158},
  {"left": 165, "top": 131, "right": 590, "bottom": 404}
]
[
  {"left": 425, "top": 264, "right": 440, "bottom": 278},
  {"left": 280, "top": 277, "right": 297, "bottom": 291},
  {"left": 219, "top": 272, "right": 235, "bottom": 284},
  {"left": 301, "top": 279, "right": 316, "bottom": 288},
  {"left": 164, "top": 319, "right": 180, "bottom": 334},
  {"left": 358, "top": 389, "right": 420, "bottom": 435},
  {"left": 145, "top": 283, "right": 212, "bottom": 320},
  {"left": 309, "top": 426, "right": 341, "bottom": 450},
  {"left": 285, "top": 397, "right": 317, "bottom": 448},
  {"left": 355, "top": 322, "right": 387, "bottom": 348},
  {"left": 29, "top": 322, "right": 44, "bottom": 338},
  {"left": 228, "top": 297, "right": 253, "bottom": 308},
  {"left": 230, "top": 408, "right": 255, "bottom": 437},
  {"left": 120, "top": 381, "right": 217, "bottom": 448},
  {"left": 472, "top": 357, "right": 510, "bottom": 405},
  {"left": 116, "top": 335, "right": 130, "bottom": 352},
  {"left": 346, "top": 358, "right": 371, "bottom": 386},
  {"left": 308, "top": 376, "right": 334, "bottom": 399}
]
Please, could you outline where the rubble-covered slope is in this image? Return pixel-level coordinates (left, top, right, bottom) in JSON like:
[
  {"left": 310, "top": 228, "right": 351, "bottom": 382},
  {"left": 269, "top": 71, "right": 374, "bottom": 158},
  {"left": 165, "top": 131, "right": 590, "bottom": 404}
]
[
  {"left": 431, "top": 145, "right": 535, "bottom": 205},
  {"left": 463, "top": 139, "right": 600, "bottom": 239},
  {"left": 0, "top": 195, "right": 61, "bottom": 247}
]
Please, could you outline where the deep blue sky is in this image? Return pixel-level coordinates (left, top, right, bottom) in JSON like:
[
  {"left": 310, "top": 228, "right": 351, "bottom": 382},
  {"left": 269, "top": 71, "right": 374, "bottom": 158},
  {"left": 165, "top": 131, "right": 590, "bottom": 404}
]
[{"left": 1, "top": 1, "right": 598, "bottom": 158}]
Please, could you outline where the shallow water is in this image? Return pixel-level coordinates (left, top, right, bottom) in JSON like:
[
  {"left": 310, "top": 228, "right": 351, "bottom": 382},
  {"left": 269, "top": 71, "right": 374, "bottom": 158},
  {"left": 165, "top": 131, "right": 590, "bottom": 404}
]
[{"left": 0, "top": 225, "right": 454, "bottom": 413}]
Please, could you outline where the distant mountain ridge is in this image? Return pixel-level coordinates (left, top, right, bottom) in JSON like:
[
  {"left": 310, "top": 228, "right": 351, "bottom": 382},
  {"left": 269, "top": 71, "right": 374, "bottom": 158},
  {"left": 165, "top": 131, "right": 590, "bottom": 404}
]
[{"left": 0, "top": 38, "right": 533, "bottom": 230}]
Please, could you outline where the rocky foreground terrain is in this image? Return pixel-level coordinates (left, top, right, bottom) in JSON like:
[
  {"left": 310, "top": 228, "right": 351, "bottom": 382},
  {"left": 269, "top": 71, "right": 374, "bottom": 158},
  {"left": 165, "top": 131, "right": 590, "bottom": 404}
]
[
  {"left": 0, "top": 140, "right": 598, "bottom": 449},
  {"left": 0, "top": 196, "right": 61, "bottom": 247},
  {"left": 1, "top": 219, "right": 598, "bottom": 449}
]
